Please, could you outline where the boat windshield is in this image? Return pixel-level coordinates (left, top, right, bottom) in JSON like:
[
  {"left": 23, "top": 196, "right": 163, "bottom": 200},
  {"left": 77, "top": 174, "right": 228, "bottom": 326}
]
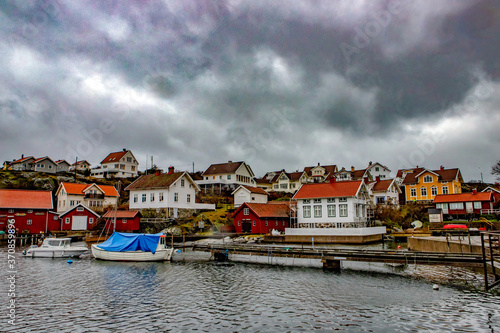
[{"left": 47, "top": 240, "right": 62, "bottom": 247}]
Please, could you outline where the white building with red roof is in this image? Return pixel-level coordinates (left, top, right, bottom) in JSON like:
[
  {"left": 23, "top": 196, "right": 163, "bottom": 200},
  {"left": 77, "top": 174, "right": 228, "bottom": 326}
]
[
  {"left": 69, "top": 160, "right": 91, "bottom": 173},
  {"left": 55, "top": 182, "right": 119, "bottom": 213},
  {"left": 232, "top": 185, "right": 269, "bottom": 208},
  {"left": 434, "top": 190, "right": 494, "bottom": 216},
  {"left": 293, "top": 179, "right": 370, "bottom": 228},
  {"left": 368, "top": 178, "right": 401, "bottom": 206},
  {"left": 90, "top": 149, "right": 139, "bottom": 178}
]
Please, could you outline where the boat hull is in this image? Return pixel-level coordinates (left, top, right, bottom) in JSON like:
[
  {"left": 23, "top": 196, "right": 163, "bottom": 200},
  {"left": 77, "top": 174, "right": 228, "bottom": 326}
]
[
  {"left": 91, "top": 244, "right": 174, "bottom": 261},
  {"left": 24, "top": 247, "right": 89, "bottom": 258}
]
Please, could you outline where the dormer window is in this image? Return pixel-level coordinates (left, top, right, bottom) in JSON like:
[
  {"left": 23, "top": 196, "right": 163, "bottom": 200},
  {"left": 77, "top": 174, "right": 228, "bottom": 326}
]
[{"left": 423, "top": 175, "right": 433, "bottom": 183}]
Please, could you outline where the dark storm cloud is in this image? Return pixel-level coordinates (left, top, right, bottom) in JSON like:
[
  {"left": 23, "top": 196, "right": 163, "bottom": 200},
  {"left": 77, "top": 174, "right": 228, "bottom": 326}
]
[{"left": 0, "top": 0, "right": 499, "bottom": 181}]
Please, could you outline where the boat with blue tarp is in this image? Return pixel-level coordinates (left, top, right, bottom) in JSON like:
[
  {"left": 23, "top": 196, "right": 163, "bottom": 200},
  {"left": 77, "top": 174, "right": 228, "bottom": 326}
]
[{"left": 91, "top": 232, "right": 174, "bottom": 261}]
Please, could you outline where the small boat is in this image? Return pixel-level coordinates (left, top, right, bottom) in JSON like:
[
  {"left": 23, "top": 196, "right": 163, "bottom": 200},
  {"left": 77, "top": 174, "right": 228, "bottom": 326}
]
[
  {"left": 91, "top": 232, "right": 174, "bottom": 261},
  {"left": 23, "top": 238, "right": 89, "bottom": 258}
]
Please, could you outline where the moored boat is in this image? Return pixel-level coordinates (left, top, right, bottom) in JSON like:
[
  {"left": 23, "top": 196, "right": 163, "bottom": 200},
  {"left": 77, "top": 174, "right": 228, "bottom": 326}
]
[
  {"left": 23, "top": 238, "right": 89, "bottom": 258},
  {"left": 91, "top": 232, "right": 174, "bottom": 261}
]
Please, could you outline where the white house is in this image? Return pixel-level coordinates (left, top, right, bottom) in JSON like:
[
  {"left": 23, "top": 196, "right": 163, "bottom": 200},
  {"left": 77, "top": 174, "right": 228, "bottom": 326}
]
[
  {"left": 335, "top": 166, "right": 372, "bottom": 181},
  {"left": 55, "top": 182, "right": 119, "bottom": 213},
  {"left": 126, "top": 166, "right": 215, "bottom": 218},
  {"left": 196, "top": 161, "right": 256, "bottom": 192},
  {"left": 33, "top": 157, "right": 58, "bottom": 174},
  {"left": 303, "top": 164, "right": 338, "bottom": 183},
  {"left": 368, "top": 178, "right": 401, "bottom": 206},
  {"left": 232, "top": 185, "right": 269, "bottom": 208},
  {"left": 293, "top": 179, "right": 370, "bottom": 229},
  {"left": 70, "top": 160, "right": 91, "bottom": 173},
  {"left": 366, "top": 162, "right": 391, "bottom": 179},
  {"left": 55, "top": 160, "right": 71, "bottom": 173},
  {"left": 91, "top": 149, "right": 139, "bottom": 178},
  {"left": 10, "top": 156, "right": 36, "bottom": 171}
]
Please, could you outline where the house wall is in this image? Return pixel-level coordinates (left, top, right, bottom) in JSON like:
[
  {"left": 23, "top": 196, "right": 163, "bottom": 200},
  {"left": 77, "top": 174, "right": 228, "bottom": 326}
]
[
  {"left": 60, "top": 209, "right": 98, "bottom": 231},
  {"left": 367, "top": 164, "right": 391, "bottom": 179},
  {"left": 0, "top": 209, "right": 60, "bottom": 233},
  {"left": 105, "top": 217, "right": 140, "bottom": 232},
  {"left": 297, "top": 196, "right": 367, "bottom": 227},
  {"left": 234, "top": 190, "right": 267, "bottom": 208},
  {"left": 11, "top": 159, "right": 35, "bottom": 171},
  {"left": 436, "top": 200, "right": 492, "bottom": 215},
  {"left": 405, "top": 171, "right": 461, "bottom": 202},
  {"left": 34, "top": 160, "right": 57, "bottom": 174},
  {"left": 371, "top": 184, "right": 400, "bottom": 206},
  {"left": 57, "top": 193, "right": 116, "bottom": 212},
  {"left": 56, "top": 163, "right": 70, "bottom": 173},
  {"left": 233, "top": 209, "right": 288, "bottom": 234}
]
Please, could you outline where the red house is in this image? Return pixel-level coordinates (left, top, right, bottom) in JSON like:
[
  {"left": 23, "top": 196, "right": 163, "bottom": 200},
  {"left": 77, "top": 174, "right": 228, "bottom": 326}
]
[
  {"left": 232, "top": 202, "right": 290, "bottom": 234},
  {"left": 59, "top": 204, "right": 100, "bottom": 231},
  {"left": 482, "top": 186, "right": 500, "bottom": 208},
  {"left": 102, "top": 210, "right": 141, "bottom": 232},
  {"left": 0, "top": 189, "right": 59, "bottom": 233},
  {"left": 433, "top": 190, "right": 493, "bottom": 216}
]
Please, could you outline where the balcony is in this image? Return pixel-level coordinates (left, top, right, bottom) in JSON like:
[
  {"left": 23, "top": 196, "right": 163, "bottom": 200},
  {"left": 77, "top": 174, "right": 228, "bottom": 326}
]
[{"left": 85, "top": 193, "right": 104, "bottom": 199}]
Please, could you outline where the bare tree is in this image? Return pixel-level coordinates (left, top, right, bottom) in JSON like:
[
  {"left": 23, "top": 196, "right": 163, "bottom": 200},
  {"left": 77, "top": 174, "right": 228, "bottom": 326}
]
[{"left": 492, "top": 160, "right": 500, "bottom": 181}]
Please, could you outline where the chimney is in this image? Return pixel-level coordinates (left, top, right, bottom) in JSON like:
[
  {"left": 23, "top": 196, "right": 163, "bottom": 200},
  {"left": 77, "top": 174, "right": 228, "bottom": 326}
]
[
  {"left": 123, "top": 148, "right": 127, "bottom": 152},
  {"left": 369, "top": 161, "right": 372, "bottom": 165},
  {"left": 228, "top": 160, "right": 232, "bottom": 163},
  {"left": 351, "top": 166, "right": 355, "bottom": 172},
  {"left": 472, "top": 188, "right": 477, "bottom": 195},
  {"left": 330, "top": 177, "right": 336, "bottom": 183},
  {"left": 376, "top": 176, "right": 380, "bottom": 182},
  {"left": 318, "top": 162, "right": 320, "bottom": 166},
  {"left": 364, "top": 177, "right": 369, "bottom": 184},
  {"left": 21, "top": 154, "right": 24, "bottom": 158},
  {"left": 168, "top": 166, "right": 175, "bottom": 175},
  {"left": 440, "top": 165, "right": 444, "bottom": 171},
  {"left": 155, "top": 170, "right": 160, "bottom": 176}
]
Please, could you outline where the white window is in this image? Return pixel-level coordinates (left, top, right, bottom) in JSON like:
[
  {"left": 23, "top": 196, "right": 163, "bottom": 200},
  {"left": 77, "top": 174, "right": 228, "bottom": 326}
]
[
  {"left": 134, "top": 194, "right": 138, "bottom": 203},
  {"left": 303, "top": 206, "right": 311, "bottom": 218},
  {"left": 27, "top": 219, "right": 32, "bottom": 225},
  {"left": 65, "top": 217, "right": 70, "bottom": 224},
  {"left": 410, "top": 188, "right": 417, "bottom": 197},
  {"left": 174, "top": 193, "right": 178, "bottom": 202},
  {"left": 122, "top": 219, "right": 127, "bottom": 224},
  {"left": 274, "top": 185, "right": 279, "bottom": 189},
  {"left": 339, "top": 198, "right": 347, "bottom": 202},
  {"left": 327, "top": 198, "right": 335, "bottom": 203},
  {"left": 150, "top": 193, "right": 155, "bottom": 202},
  {"left": 314, "top": 205, "right": 322, "bottom": 218},
  {"left": 443, "top": 187, "right": 449, "bottom": 195},
  {"left": 421, "top": 187, "right": 427, "bottom": 197},
  {"left": 252, "top": 220, "right": 255, "bottom": 226},
  {"left": 89, "top": 218, "right": 94, "bottom": 224},
  {"left": 142, "top": 194, "right": 146, "bottom": 202},
  {"left": 27, "top": 210, "right": 33, "bottom": 213},
  {"left": 77, "top": 207, "right": 84, "bottom": 212},
  {"left": 423, "top": 175, "right": 433, "bottom": 183},
  {"left": 431, "top": 187, "right": 437, "bottom": 196},
  {"left": 327, "top": 205, "right": 336, "bottom": 217},
  {"left": 70, "top": 200, "right": 75, "bottom": 207},
  {"left": 227, "top": 175, "right": 231, "bottom": 180},
  {"left": 313, "top": 199, "right": 321, "bottom": 203},
  {"left": 244, "top": 208, "right": 249, "bottom": 215},
  {"left": 303, "top": 199, "right": 311, "bottom": 204},
  {"left": 280, "top": 184, "right": 288, "bottom": 189},
  {"left": 238, "top": 220, "right": 241, "bottom": 226},
  {"left": 181, "top": 179, "right": 185, "bottom": 187},
  {"left": 436, "top": 203, "right": 447, "bottom": 210},
  {"left": 8, "top": 209, "right": 14, "bottom": 213},
  {"left": 339, "top": 204, "right": 348, "bottom": 217},
  {"left": 265, "top": 220, "right": 268, "bottom": 227},
  {"left": 159, "top": 193, "right": 164, "bottom": 202},
  {"left": 473, "top": 202, "right": 482, "bottom": 209},
  {"left": 449, "top": 202, "right": 464, "bottom": 210},
  {"left": 187, "top": 194, "right": 191, "bottom": 203}
]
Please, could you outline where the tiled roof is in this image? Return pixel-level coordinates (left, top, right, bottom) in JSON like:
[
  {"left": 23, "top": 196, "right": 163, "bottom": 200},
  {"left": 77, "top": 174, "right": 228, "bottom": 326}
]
[
  {"left": 125, "top": 172, "right": 184, "bottom": 190},
  {"left": 435, "top": 168, "right": 461, "bottom": 181},
  {"left": 61, "top": 182, "right": 118, "bottom": 196},
  {"left": 0, "top": 189, "right": 53, "bottom": 209},
  {"left": 293, "top": 180, "right": 362, "bottom": 199},
  {"left": 255, "top": 178, "right": 272, "bottom": 184},
  {"left": 288, "top": 172, "right": 304, "bottom": 181},
  {"left": 59, "top": 204, "right": 100, "bottom": 218},
  {"left": 103, "top": 210, "right": 141, "bottom": 218},
  {"left": 203, "top": 161, "right": 244, "bottom": 175},
  {"left": 372, "top": 179, "right": 394, "bottom": 192},
  {"left": 241, "top": 185, "right": 268, "bottom": 195},
  {"left": 402, "top": 167, "right": 460, "bottom": 184},
  {"left": 101, "top": 151, "right": 128, "bottom": 164},
  {"left": 433, "top": 192, "right": 492, "bottom": 203},
  {"left": 237, "top": 203, "right": 290, "bottom": 218},
  {"left": 72, "top": 160, "right": 89, "bottom": 166},
  {"left": 400, "top": 168, "right": 426, "bottom": 184},
  {"left": 304, "top": 164, "right": 337, "bottom": 177},
  {"left": 352, "top": 169, "right": 367, "bottom": 179},
  {"left": 11, "top": 156, "right": 35, "bottom": 164}
]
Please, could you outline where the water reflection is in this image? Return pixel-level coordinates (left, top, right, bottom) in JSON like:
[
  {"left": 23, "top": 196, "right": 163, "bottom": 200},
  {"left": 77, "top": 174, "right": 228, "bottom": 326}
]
[{"left": 1, "top": 246, "right": 499, "bottom": 332}]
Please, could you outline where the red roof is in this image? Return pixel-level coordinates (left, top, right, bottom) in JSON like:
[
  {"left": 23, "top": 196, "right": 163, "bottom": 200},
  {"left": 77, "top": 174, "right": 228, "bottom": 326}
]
[
  {"left": 72, "top": 160, "right": 89, "bottom": 166},
  {"left": 293, "top": 180, "right": 362, "bottom": 199},
  {"left": 103, "top": 210, "right": 140, "bottom": 218},
  {"left": 101, "top": 151, "right": 129, "bottom": 164},
  {"left": 60, "top": 182, "right": 118, "bottom": 196},
  {"left": 0, "top": 189, "right": 53, "bottom": 209},
  {"left": 372, "top": 179, "right": 394, "bottom": 192},
  {"left": 433, "top": 192, "right": 492, "bottom": 203},
  {"left": 240, "top": 185, "right": 268, "bottom": 195},
  {"left": 203, "top": 161, "right": 245, "bottom": 176},
  {"left": 11, "top": 156, "right": 35, "bottom": 164},
  {"left": 234, "top": 202, "right": 290, "bottom": 218}
]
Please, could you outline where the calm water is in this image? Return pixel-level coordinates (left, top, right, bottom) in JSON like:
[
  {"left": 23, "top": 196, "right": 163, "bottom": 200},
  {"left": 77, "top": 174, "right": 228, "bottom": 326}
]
[{"left": 1, "top": 244, "right": 500, "bottom": 332}]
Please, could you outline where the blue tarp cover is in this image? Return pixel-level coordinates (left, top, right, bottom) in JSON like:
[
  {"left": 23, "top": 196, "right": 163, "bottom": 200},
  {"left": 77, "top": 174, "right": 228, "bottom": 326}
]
[{"left": 97, "top": 232, "right": 162, "bottom": 254}]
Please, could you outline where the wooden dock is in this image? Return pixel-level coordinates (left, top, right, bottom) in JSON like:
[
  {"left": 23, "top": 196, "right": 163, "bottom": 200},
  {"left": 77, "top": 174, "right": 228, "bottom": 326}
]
[{"left": 192, "top": 243, "right": 484, "bottom": 268}]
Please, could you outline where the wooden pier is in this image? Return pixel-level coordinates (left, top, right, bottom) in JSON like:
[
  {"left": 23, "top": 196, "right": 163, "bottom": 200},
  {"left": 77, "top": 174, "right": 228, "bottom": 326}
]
[
  {"left": 481, "top": 231, "right": 500, "bottom": 290},
  {"left": 192, "top": 243, "right": 484, "bottom": 269}
]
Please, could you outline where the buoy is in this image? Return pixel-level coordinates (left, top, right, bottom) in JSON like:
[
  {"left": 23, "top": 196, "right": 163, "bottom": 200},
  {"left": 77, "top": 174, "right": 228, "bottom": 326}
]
[
  {"left": 176, "top": 249, "right": 181, "bottom": 253},
  {"left": 67, "top": 260, "right": 73, "bottom": 264},
  {"left": 433, "top": 284, "right": 439, "bottom": 290},
  {"left": 397, "top": 245, "right": 401, "bottom": 250}
]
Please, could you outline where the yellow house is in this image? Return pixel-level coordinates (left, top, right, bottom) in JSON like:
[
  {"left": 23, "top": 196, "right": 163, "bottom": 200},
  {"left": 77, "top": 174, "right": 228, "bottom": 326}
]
[{"left": 398, "top": 167, "right": 463, "bottom": 203}]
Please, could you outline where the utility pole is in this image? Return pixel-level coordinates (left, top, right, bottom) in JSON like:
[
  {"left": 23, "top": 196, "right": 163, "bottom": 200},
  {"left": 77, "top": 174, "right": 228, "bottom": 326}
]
[
  {"left": 74, "top": 157, "right": 77, "bottom": 182},
  {"left": 146, "top": 155, "right": 148, "bottom": 175},
  {"left": 193, "top": 162, "right": 195, "bottom": 173}
]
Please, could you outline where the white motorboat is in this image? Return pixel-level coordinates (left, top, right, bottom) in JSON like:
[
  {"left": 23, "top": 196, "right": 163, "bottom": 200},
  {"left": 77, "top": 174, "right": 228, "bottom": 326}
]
[
  {"left": 23, "top": 238, "right": 89, "bottom": 258},
  {"left": 91, "top": 232, "right": 174, "bottom": 262}
]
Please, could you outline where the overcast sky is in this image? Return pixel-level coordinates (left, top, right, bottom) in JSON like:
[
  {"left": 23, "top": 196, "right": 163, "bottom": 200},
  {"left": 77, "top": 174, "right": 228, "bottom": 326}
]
[{"left": 1, "top": 1, "right": 499, "bottom": 182}]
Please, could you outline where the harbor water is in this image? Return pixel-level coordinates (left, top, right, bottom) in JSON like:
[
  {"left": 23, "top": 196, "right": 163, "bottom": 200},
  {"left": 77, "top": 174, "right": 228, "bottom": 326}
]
[{"left": 2, "top": 244, "right": 500, "bottom": 332}]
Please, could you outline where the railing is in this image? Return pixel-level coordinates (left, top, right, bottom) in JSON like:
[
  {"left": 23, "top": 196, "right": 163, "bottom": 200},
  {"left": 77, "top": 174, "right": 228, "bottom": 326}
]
[
  {"left": 84, "top": 193, "right": 104, "bottom": 199},
  {"left": 481, "top": 231, "right": 500, "bottom": 290},
  {"left": 480, "top": 209, "right": 500, "bottom": 215}
]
